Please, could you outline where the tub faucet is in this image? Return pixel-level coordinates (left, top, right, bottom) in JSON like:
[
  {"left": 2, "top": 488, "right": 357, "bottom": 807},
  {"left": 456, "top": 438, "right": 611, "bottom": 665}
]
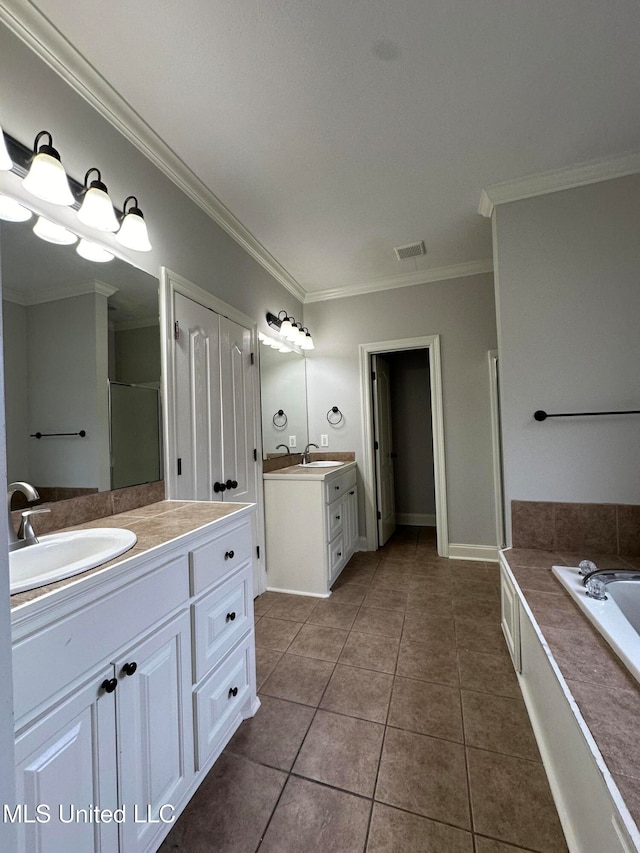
[
  {"left": 7, "top": 481, "right": 41, "bottom": 551},
  {"left": 582, "top": 567, "right": 640, "bottom": 601},
  {"left": 302, "top": 443, "right": 319, "bottom": 465}
]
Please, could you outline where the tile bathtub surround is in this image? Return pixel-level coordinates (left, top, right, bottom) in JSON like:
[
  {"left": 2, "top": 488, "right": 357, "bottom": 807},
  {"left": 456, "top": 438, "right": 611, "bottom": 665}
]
[
  {"left": 160, "top": 527, "right": 567, "bottom": 853},
  {"left": 512, "top": 499, "right": 640, "bottom": 556}
]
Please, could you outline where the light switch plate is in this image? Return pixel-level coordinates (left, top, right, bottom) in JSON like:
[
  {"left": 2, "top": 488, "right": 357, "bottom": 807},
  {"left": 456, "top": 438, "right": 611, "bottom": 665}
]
[
  {"left": 288, "top": 435, "right": 296, "bottom": 447},
  {"left": 321, "top": 434, "right": 329, "bottom": 446}
]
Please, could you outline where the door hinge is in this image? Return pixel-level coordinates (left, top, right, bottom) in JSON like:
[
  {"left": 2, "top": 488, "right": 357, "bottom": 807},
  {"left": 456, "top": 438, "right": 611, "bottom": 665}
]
[
  {"left": 377, "top": 511, "right": 381, "bottom": 520},
  {"left": 253, "top": 448, "right": 257, "bottom": 461},
  {"left": 177, "top": 457, "right": 182, "bottom": 475},
  {"left": 374, "top": 440, "right": 379, "bottom": 450},
  {"left": 250, "top": 352, "right": 255, "bottom": 365},
  {"left": 371, "top": 370, "right": 376, "bottom": 381},
  {"left": 256, "top": 545, "right": 260, "bottom": 559},
  {"left": 174, "top": 320, "right": 180, "bottom": 340}
]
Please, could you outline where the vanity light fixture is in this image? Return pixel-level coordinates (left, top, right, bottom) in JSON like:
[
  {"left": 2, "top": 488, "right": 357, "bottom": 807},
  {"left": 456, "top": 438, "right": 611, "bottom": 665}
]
[
  {"left": 77, "top": 168, "right": 119, "bottom": 232},
  {"left": 115, "top": 195, "right": 152, "bottom": 252},
  {"left": 0, "top": 125, "right": 12, "bottom": 171},
  {"left": 22, "top": 131, "right": 75, "bottom": 206},
  {"left": 266, "top": 311, "right": 314, "bottom": 352},
  {"left": 0, "top": 194, "right": 33, "bottom": 222},
  {"left": 33, "top": 215, "right": 78, "bottom": 245},
  {"left": 76, "top": 238, "right": 114, "bottom": 263}
]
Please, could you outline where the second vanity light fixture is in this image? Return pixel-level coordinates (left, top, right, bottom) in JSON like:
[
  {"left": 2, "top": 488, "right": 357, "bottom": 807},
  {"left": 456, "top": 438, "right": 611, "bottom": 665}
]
[
  {"left": 0, "top": 125, "right": 152, "bottom": 254},
  {"left": 266, "top": 311, "right": 315, "bottom": 351}
]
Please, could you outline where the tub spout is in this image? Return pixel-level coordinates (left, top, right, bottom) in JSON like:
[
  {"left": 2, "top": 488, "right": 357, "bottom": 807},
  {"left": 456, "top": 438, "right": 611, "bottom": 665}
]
[{"left": 582, "top": 567, "right": 640, "bottom": 601}]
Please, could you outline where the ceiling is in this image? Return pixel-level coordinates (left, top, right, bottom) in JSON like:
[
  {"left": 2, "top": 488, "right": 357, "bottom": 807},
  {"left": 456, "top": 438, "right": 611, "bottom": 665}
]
[{"left": 14, "top": 0, "right": 640, "bottom": 299}]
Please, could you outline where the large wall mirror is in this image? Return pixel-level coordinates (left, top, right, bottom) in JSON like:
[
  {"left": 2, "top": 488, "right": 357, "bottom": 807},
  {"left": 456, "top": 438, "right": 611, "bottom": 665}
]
[
  {"left": 259, "top": 343, "right": 308, "bottom": 459},
  {"left": 0, "top": 215, "right": 161, "bottom": 502}
]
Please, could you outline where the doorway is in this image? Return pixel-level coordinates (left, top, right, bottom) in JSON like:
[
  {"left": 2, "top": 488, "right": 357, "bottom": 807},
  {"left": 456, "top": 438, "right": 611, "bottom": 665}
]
[{"left": 360, "top": 336, "right": 448, "bottom": 557}]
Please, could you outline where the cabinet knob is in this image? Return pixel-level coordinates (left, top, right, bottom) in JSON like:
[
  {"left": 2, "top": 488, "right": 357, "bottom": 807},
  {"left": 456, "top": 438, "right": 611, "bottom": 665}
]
[
  {"left": 226, "top": 479, "right": 238, "bottom": 490},
  {"left": 226, "top": 611, "right": 237, "bottom": 622},
  {"left": 228, "top": 686, "right": 239, "bottom": 698},
  {"left": 101, "top": 678, "right": 118, "bottom": 694},
  {"left": 335, "top": 515, "right": 340, "bottom": 520},
  {"left": 349, "top": 490, "right": 355, "bottom": 495},
  {"left": 335, "top": 485, "right": 340, "bottom": 490},
  {"left": 214, "top": 481, "right": 227, "bottom": 493},
  {"left": 337, "top": 551, "right": 342, "bottom": 557},
  {"left": 225, "top": 550, "right": 235, "bottom": 559},
  {"left": 122, "top": 662, "right": 138, "bottom": 676}
]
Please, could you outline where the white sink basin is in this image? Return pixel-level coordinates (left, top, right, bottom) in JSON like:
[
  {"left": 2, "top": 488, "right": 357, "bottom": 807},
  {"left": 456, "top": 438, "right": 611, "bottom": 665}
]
[
  {"left": 298, "top": 461, "right": 345, "bottom": 468},
  {"left": 10, "top": 528, "right": 137, "bottom": 595}
]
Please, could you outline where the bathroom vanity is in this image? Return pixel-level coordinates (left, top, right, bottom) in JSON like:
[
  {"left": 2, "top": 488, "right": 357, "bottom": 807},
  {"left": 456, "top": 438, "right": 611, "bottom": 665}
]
[
  {"left": 263, "top": 461, "right": 358, "bottom": 596},
  {"left": 10, "top": 501, "right": 257, "bottom": 853}
]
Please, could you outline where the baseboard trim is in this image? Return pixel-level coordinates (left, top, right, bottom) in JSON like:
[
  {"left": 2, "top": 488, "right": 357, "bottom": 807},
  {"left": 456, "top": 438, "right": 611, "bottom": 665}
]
[
  {"left": 396, "top": 513, "right": 436, "bottom": 527},
  {"left": 266, "top": 586, "right": 330, "bottom": 599},
  {"left": 448, "top": 543, "right": 499, "bottom": 562}
]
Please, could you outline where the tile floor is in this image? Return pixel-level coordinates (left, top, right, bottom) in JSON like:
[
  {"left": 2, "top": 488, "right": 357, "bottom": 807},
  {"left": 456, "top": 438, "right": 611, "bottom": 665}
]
[{"left": 160, "top": 527, "right": 568, "bottom": 853}]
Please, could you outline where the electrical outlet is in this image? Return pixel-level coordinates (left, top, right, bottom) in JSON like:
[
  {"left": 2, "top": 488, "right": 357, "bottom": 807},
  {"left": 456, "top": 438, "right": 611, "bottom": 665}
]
[
  {"left": 288, "top": 435, "right": 296, "bottom": 448},
  {"left": 320, "top": 434, "right": 329, "bottom": 447}
]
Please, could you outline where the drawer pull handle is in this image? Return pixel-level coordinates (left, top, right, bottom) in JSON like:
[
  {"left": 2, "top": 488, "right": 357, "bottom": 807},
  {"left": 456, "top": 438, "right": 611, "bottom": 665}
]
[
  {"left": 226, "top": 611, "right": 237, "bottom": 622},
  {"left": 228, "top": 686, "right": 239, "bottom": 698},
  {"left": 101, "top": 678, "right": 118, "bottom": 694},
  {"left": 122, "top": 662, "right": 137, "bottom": 676},
  {"left": 225, "top": 550, "right": 235, "bottom": 559}
]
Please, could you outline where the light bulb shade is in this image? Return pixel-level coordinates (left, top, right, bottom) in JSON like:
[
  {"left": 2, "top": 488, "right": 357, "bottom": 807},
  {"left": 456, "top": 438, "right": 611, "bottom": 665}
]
[
  {"left": 22, "top": 132, "right": 74, "bottom": 206},
  {"left": 76, "top": 239, "right": 114, "bottom": 263},
  {"left": 300, "top": 331, "right": 314, "bottom": 350},
  {"left": 33, "top": 215, "right": 77, "bottom": 245},
  {"left": 0, "top": 195, "right": 32, "bottom": 222},
  {"left": 280, "top": 317, "right": 295, "bottom": 340},
  {"left": 0, "top": 126, "right": 12, "bottom": 171},
  {"left": 115, "top": 196, "right": 152, "bottom": 251},
  {"left": 77, "top": 169, "right": 119, "bottom": 232},
  {"left": 291, "top": 322, "right": 305, "bottom": 344}
]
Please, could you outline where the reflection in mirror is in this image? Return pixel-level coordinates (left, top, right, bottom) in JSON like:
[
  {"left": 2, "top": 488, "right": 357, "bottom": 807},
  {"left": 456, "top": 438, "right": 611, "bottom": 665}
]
[
  {"left": 260, "top": 343, "right": 308, "bottom": 459},
  {"left": 0, "top": 214, "right": 161, "bottom": 502}
]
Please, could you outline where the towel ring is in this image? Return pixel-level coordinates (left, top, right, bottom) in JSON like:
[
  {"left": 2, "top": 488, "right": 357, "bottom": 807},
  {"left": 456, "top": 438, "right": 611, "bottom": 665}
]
[
  {"left": 273, "top": 409, "right": 288, "bottom": 428},
  {"left": 326, "top": 406, "right": 343, "bottom": 425}
]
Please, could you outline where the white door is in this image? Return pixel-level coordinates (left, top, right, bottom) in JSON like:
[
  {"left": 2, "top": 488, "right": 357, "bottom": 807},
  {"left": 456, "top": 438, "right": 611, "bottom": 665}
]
[
  {"left": 14, "top": 669, "right": 119, "bottom": 853},
  {"left": 219, "top": 315, "right": 256, "bottom": 503},
  {"left": 174, "top": 292, "right": 222, "bottom": 500},
  {"left": 372, "top": 354, "right": 396, "bottom": 546}
]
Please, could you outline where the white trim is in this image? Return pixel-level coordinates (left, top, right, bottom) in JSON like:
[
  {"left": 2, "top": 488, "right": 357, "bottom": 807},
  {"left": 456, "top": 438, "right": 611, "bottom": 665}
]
[
  {"left": 478, "top": 150, "right": 640, "bottom": 217},
  {"left": 359, "top": 336, "right": 449, "bottom": 558},
  {"left": 304, "top": 260, "right": 494, "bottom": 303},
  {"left": 266, "top": 586, "right": 330, "bottom": 599},
  {"left": 448, "top": 543, "right": 499, "bottom": 563},
  {"left": 0, "top": 1, "right": 305, "bottom": 304},
  {"left": 487, "top": 350, "right": 505, "bottom": 549},
  {"left": 2, "top": 279, "right": 118, "bottom": 306},
  {"left": 396, "top": 512, "right": 436, "bottom": 527}
]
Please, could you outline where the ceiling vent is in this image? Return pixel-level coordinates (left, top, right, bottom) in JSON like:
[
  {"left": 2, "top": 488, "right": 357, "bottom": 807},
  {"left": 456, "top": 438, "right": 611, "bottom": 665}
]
[{"left": 394, "top": 240, "right": 426, "bottom": 261}]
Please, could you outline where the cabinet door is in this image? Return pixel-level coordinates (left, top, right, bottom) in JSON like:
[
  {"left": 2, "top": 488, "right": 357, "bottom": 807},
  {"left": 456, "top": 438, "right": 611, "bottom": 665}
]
[
  {"left": 115, "top": 611, "right": 194, "bottom": 853},
  {"left": 344, "top": 486, "right": 358, "bottom": 557},
  {"left": 14, "top": 668, "right": 118, "bottom": 853},
  {"left": 219, "top": 315, "right": 256, "bottom": 503},
  {"left": 500, "top": 563, "right": 521, "bottom": 672}
]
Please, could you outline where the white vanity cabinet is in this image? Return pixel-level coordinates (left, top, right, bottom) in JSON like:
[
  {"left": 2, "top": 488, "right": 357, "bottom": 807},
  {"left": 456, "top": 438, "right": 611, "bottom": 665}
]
[
  {"left": 264, "top": 463, "right": 358, "bottom": 596},
  {"left": 11, "top": 506, "right": 257, "bottom": 853}
]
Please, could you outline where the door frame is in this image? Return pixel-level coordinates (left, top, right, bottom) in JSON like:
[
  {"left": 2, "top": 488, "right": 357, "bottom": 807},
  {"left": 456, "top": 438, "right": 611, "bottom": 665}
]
[
  {"left": 359, "top": 335, "right": 449, "bottom": 557},
  {"left": 488, "top": 350, "right": 506, "bottom": 549},
  {"left": 159, "top": 268, "right": 267, "bottom": 593}
]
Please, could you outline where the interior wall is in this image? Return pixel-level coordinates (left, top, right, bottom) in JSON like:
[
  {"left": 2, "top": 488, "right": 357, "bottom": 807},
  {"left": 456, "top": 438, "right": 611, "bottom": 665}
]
[
  {"left": 304, "top": 272, "right": 498, "bottom": 548},
  {"left": 114, "top": 324, "right": 161, "bottom": 385},
  {"left": 493, "top": 175, "right": 640, "bottom": 539},
  {"left": 2, "top": 298, "right": 28, "bottom": 483},
  {"left": 386, "top": 349, "right": 435, "bottom": 523}
]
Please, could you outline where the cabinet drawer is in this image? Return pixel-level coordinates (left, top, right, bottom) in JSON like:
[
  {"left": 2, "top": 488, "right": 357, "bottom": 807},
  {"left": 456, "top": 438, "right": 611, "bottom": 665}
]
[
  {"left": 13, "top": 555, "right": 189, "bottom": 724},
  {"left": 326, "top": 498, "right": 345, "bottom": 541},
  {"left": 193, "top": 635, "right": 254, "bottom": 770},
  {"left": 192, "top": 563, "right": 253, "bottom": 682},
  {"left": 324, "top": 466, "right": 356, "bottom": 503},
  {"left": 328, "top": 535, "right": 346, "bottom": 585},
  {"left": 190, "top": 519, "right": 252, "bottom": 594}
]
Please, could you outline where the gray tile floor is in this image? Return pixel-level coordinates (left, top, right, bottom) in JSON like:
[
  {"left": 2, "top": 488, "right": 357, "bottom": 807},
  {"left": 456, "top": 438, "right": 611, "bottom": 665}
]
[{"left": 161, "top": 527, "right": 568, "bottom": 853}]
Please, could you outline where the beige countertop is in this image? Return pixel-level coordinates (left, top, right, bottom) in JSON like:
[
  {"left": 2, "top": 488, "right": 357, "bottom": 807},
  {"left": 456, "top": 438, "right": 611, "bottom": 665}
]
[
  {"left": 10, "top": 500, "right": 252, "bottom": 609},
  {"left": 503, "top": 547, "right": 640, "bottom": 833},
  {"left": 263, "top": 460, "right": 356, "bottom": 480}
]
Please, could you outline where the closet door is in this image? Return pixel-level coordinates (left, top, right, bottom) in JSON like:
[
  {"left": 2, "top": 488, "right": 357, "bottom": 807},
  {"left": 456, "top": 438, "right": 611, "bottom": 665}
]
[
  {"left": 174, "top": 293, "right": 222, "bottom": 500},
  {"left": 219, "top": 316, "right": 256, "bottom": 503}
]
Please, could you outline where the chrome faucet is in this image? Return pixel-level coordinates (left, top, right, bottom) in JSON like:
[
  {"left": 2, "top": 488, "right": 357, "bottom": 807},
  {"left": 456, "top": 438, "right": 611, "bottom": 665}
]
[
  {"left": 582, "top": 567, "right": 640, "bottom": 601},
  {"left": 275, "top": 444, "right": 290, "bottom": 455},
  {"left": 302, "top": 443, "right": 319, "bottom": 465},
  {"left": 7, "top": 482, "right": 48, "bottom": 551}
]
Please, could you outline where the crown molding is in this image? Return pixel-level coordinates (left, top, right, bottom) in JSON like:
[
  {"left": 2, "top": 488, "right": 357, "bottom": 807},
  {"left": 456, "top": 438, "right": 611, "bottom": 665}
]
[
  {"left": 0, "top": 0, "right": 306, "bottom": 303},
  {"left": 304, "top": 259, "right": 494, "bottom": 304},
  {"left": 478, "top": 150, "right": 640, "bottom": 218},
  {"left": 2, "top": 279, "right": 117, "bottom": 306}
]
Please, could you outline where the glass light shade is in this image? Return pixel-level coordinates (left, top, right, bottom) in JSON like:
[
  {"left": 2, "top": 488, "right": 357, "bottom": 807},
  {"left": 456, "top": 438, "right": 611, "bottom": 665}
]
[
  {"left": 76, "top": 239, "right": 114, "bottom": 263},
  {"left": 77, "top": 186, "right": 119, "bottom": 232},
  {"left": 0, "top": 195, "right": 33, "bottom": 222},
  {"left": 115, "top": 209, "right": 152, "bottom": 252},
  {"left": 278, "top": 343, "right": 292, "bottom": 353},
  {"left": 33, "top": 215, "right": 77, "bottom": 245},
  {"left": 291, "top": 322, "right": 305, "bottom": 344},
  {"left": 280, "top": 317, "right": 296, "bottom": 340},
  {"left": 23, "top": 151, "right": 74, "bottom": 206},
  {"left": 300, "top": 332, "right": 314, "bottom": 350},
  {"left": 0, "top": 127, "right": 12, "bottom": 171}
]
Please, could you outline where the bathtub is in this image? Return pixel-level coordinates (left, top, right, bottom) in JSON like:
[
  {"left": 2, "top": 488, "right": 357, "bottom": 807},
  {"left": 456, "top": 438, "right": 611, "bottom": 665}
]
[{"left": 552, "top": 565, "right": 640, "bottom": 685}]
